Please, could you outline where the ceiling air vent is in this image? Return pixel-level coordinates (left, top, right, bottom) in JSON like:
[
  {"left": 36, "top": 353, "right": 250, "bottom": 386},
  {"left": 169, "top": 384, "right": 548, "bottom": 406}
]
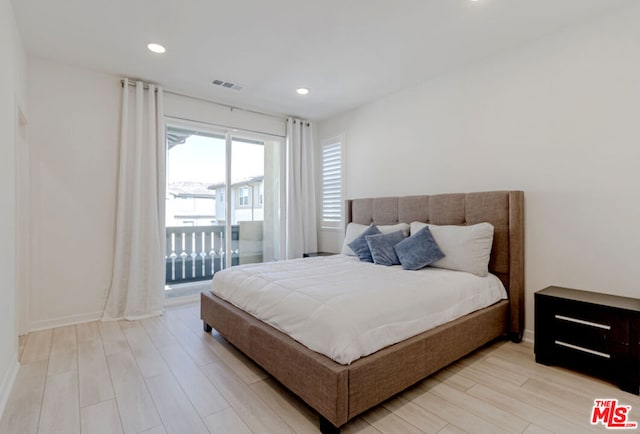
[{"left": 212, "top": 79, "right": 243, "bottom": 91}]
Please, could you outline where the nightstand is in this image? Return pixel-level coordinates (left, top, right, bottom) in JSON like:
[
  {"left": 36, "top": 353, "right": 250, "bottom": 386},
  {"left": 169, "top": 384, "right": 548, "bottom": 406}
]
[
  {"left": 302, "top": 252, "right": 334, "bottom": 258},
  {"left": 535, "top": 286, "right": 640, "bottom": 394}
]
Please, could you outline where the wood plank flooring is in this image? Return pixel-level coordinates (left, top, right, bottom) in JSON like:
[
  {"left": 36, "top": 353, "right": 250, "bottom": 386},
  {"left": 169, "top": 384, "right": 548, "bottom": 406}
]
[{"left": 2, "top": 302, "right": 637, "bottom": 433}]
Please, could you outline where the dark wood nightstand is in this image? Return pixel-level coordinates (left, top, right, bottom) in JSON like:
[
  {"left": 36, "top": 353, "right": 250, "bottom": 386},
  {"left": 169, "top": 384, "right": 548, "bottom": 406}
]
[
  {"left": 535, "top": 286, "right": 640, "bottom": 394},
  {"left": 302, "top": 252, "right": 334, "bottom": 258}
]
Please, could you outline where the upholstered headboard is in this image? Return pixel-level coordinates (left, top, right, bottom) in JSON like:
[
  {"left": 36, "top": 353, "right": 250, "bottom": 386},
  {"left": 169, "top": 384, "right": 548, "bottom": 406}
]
[{"left": 345, "top": 190, "right": 525, "bottom": 341}]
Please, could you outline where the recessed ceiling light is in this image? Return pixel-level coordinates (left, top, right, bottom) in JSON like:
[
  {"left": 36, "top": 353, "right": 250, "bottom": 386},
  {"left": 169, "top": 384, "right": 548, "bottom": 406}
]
[
  {"left": 147, "top": 43, "right": 166, "bottom": 54},
  {"left": 296, "top": 88, "right": 310, "bottom": 95}
]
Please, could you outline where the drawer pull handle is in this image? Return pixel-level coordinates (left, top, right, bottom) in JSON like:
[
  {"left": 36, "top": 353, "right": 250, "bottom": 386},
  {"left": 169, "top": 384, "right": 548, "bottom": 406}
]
[
  {"left": 555, "top": 340, "right": 611, "bottom": 359},
  {"left": 554, "top": 315, "right": 611, "bottom": 330}
]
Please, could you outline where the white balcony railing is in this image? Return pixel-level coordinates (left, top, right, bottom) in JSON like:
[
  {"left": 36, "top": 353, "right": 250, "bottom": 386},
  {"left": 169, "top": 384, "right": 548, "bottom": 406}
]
[{"left": 165, "top": 225, "right": 239, "bottom": 285}]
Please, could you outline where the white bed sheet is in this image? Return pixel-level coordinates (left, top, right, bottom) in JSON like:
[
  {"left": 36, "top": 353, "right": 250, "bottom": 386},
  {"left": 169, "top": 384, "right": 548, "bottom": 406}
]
[{"left": 211, "top": 254, "right": 507, "bottom": 365}]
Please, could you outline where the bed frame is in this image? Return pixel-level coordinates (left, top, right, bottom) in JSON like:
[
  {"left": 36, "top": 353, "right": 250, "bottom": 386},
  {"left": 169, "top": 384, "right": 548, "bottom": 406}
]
[{"left": 201, "top": 190, "right": 524, "bottom": 433}]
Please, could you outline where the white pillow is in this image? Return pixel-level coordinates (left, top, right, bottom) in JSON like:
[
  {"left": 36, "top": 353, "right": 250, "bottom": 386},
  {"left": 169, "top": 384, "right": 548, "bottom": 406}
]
[
  {"left": 410, "top": 222, "right": 494, "bottom": 277},
  {"left": 341, "top": 222, "right": 410, "bottom": 256}
]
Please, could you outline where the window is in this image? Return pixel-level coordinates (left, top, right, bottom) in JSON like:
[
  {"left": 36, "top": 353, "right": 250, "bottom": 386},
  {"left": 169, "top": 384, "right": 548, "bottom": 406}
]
[
  {"left": 239, "top": 187, "right": 249, "bottom": 206},
  {"left": 320, "top": 137, "right": 344, "bottom": 229}
]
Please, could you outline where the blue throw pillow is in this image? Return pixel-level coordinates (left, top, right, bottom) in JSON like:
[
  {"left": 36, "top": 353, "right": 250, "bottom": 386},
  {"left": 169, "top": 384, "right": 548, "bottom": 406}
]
[
  {"left": 347, "top": 224, "right": 381, "bottom": 262},
  {"left": 394, "top": 225, "right": 445, "bottom": 270},
  {"left": 365, "top": 231, "right": 406, "bottom": 266}
]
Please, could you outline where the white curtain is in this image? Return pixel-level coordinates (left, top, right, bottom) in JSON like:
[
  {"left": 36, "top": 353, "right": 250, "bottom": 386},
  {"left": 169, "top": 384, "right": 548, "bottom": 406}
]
[
  {"left": 103, "top": 80, "right": 166, "bottom": 320},
  {"left": 286, "top": 118, "right": 318, "bottom": 258}
]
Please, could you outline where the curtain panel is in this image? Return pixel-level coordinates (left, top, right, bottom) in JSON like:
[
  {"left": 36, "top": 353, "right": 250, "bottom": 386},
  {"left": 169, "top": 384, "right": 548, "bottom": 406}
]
[
  {"left": 286, "top": 118, "right": 318, "bottom": 259},
  {"left": 103, "top": 80, "right": 165, "bottom": 320}
]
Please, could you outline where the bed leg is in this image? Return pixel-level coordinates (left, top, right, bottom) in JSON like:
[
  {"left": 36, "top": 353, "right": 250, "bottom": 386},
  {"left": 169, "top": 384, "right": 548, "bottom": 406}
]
[
  {"left": 319, "top": 416, "right": 340, "bottom": 434},
  {"left": 509, "top": 331, "right": 522, "bottom": 343},
  {"left": 203, "top": 321, "right": 212, "bottom": 333}
]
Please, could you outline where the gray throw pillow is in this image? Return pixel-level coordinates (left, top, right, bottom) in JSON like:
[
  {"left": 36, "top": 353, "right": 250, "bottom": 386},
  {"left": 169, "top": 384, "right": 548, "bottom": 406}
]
[
  {"left": 365, "top": 230, "right": 406, "bottom": 266},
  {"left": 347, "top": 224, "right": 381, "bottom": 262},
  {"left": 394, "top": 226, "right": 445, "bottom": 270}
]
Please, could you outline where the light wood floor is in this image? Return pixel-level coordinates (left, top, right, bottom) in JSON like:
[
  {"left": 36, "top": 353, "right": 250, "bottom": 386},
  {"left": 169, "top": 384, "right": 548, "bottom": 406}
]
[{"left": 1, "top": 303, "right": 637, "bottom": 434}]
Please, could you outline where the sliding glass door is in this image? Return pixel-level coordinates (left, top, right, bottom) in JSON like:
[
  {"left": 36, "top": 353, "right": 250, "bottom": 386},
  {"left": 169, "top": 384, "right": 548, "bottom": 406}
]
[
  {"left": 230, "top": 133, "right": 283, "bottom": 265},
  {"left": 164, "top": 120, "right": 284, "bottom": 297}
]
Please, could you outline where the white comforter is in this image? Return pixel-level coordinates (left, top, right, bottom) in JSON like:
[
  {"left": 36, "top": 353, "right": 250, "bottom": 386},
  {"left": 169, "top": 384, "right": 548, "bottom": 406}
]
[{"left": 211, "top": 255, "right": 507, "bottom": 365}]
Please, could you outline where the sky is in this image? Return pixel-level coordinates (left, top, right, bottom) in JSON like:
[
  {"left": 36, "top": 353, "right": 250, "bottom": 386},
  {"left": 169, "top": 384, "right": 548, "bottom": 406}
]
[{"left": 167, "top": 133, "right": 267, "bottom": 185}]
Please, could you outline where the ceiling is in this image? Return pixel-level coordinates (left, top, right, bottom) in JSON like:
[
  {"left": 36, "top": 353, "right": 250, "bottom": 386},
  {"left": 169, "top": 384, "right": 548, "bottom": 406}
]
[{"left": 12, "top": 0, "right": 633, "bottom": 120}]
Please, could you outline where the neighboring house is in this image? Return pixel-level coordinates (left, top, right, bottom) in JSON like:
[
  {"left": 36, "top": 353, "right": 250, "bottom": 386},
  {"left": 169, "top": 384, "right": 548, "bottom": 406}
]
[
  {"left": 166, "top": 181, "right": 216, "bottom": 227},
  {"left": 208, "top": 175, "right": 264, "bottom": 225}
]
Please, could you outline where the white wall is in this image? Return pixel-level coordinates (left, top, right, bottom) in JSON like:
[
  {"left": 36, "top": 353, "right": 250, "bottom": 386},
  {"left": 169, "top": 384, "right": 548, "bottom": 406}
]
[
  {"left": 25, "top": 60, "right": 288, "bottom": 330},
  {"left": 164, "top": 93, "right": 286, "bottom": 137},
  {"left": 0, "top": 0, "right": 28, "bottom": 414},
  {"left": 317, "top": 4, "right": 640, "bottom": 339},
  {"left": 27, "top": 57, "right": 120, "bottom": 330}
]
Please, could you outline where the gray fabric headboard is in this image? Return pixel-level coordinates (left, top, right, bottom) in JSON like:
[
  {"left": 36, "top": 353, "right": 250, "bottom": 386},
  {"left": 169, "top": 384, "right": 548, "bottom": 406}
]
[{"left": 345, "top": 190, "right": 525, "bottom": 341}]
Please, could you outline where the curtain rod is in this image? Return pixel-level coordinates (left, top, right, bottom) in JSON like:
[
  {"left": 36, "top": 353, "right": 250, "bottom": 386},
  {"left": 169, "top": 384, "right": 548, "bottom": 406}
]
[{"left": 120, "top": 78, "right": 289, "bottom": 121}]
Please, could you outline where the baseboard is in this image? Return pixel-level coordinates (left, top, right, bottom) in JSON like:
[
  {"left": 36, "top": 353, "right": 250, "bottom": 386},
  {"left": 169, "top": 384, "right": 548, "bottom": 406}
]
[
  {"left": 0, "top": 354, "right": 19, "bottom": 419},
  {"left": 27, "top": 297, "right": 201, "bottom": 331},
  {"left": 28, "top": 310, "right": 103, "bottom": 332},
  {"left": 522, "top": 328, "right": 534, "bottom": 344},
  {"left": 29, "top": 294, "right": 200, "bottom": 332}
]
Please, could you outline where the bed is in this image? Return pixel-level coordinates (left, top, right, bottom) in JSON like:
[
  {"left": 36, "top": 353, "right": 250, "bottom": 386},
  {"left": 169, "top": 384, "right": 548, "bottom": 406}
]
[{"left": 201, "top": 190, "right": 524, "bottom": 433}]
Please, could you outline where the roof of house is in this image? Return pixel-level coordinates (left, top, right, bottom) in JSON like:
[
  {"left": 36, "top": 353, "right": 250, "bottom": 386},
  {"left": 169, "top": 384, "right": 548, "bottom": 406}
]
[
  {"left": 208, "top": 175, "right": 264, "bottom": 190},
  {"left": 168, "top": 181, "right": 216, "bottom": 198}
]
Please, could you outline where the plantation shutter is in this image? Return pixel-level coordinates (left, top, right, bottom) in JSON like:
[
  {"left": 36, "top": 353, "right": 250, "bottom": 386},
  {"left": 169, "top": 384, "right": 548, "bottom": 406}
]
[{"left": 321, "top": 140, "right": 343, "bottom": 229}]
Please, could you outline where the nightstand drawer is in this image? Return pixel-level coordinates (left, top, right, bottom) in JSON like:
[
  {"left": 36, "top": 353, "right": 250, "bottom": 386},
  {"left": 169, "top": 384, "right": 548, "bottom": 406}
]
[
  {"left": 552, "top": 335, "right": 629, "bottom": 359},
  {"left": 547, "top": 299, "right": 630, "bottom": 344},
  {"left": 550, "top": 340, "right": 628, "bottom": 383},
  {"left": 552, "top": 313, "right": 630, "bottom": 346}
]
